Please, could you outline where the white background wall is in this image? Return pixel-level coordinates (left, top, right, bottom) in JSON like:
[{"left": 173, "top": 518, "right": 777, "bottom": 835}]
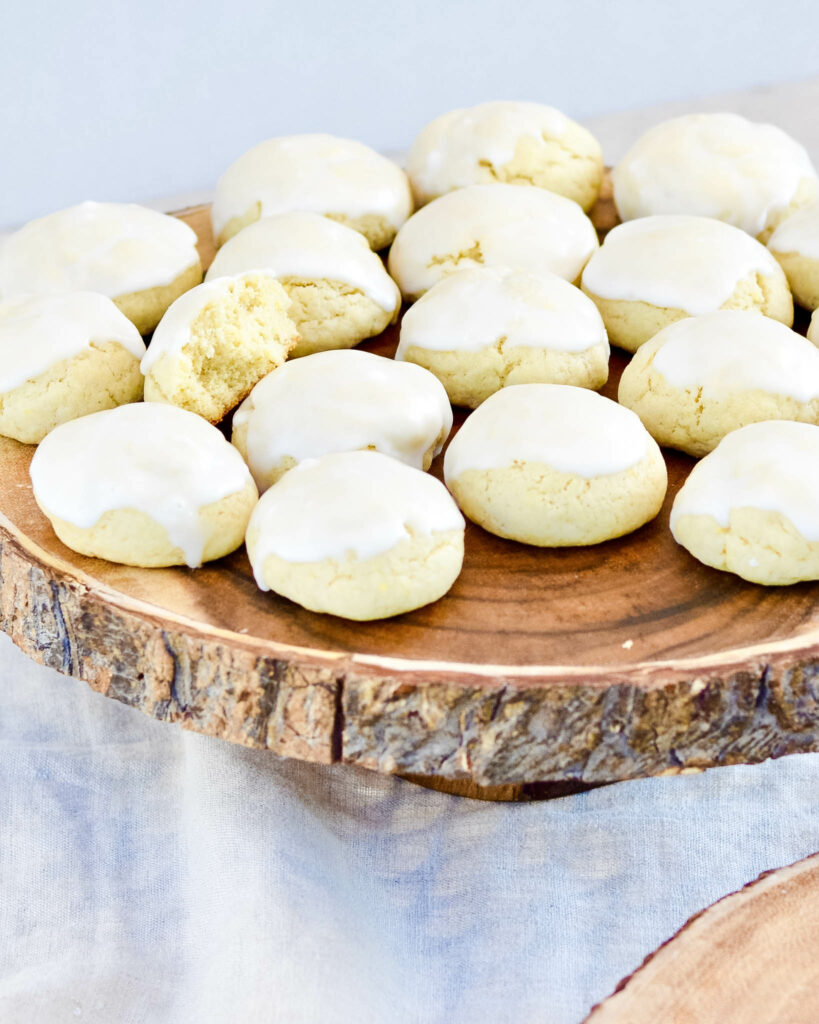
[{"left": 1, "top": 0, "right": 819, "bottom": 227}]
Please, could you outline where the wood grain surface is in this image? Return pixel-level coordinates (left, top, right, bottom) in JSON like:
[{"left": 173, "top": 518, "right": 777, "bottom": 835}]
[
  {"left": 584, "top": 852, "right": 819, "bottom": 1023},
  {"left": 2, "top": 180, "right": 819, "bottom": 795}
]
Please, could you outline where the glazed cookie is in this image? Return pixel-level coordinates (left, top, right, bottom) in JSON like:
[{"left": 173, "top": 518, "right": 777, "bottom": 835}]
[
  {"left": 395, "top": 265, "right": 609, "bottom": 407},
  {"left": 211, "top": 134, "right": 412, "bottom": 250},
  {"left": 671, "top": 421, "right": 819, "bottom": 585},
  {"left": 30, "top": 403, "right": 258, "bottom": 568},
  {"left": 618, "top": 310, "right": 819, "bottom": 457},
  {"left": 0, "top": 201, "right": 202, "bottom": 334},
  {"left": 142, "top": 272, "right": 298, "bottom": 423},
  {"left": 0, "top": 292, "right": 145, "bottom": 444},
  {"left": 613, "top": 113, "right": 819, "bottom": 240},
  {"left": 245, "top": 450, "right": 465, "bottom": 620},
  {"left": 205, "top": 212, "right": 401, "bottom": 356},
  {"left": 767, "top": 203, "right": 819, "bottom": 310},
  {"left": 232, "top": 349, "right": 452, "bottom": 491},
  {"left": 406, "top": 101, "right": 604, "bottom": 211},
  {"left": 387, "top": 183, "right": 598, "bottom": 302},
  {"left": 581, "top": 215, "right": 793, "bottom": 352},
  {"left": 443, "top": 384, "right": 667, "bottom": 546}
]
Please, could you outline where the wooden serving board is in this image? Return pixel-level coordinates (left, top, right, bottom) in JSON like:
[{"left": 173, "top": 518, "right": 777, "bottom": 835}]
[
  {"left": 584, "top": 852, "right": 819, "bottom": 1022},
  {"left": 2, "top": 182, "right": 819, "bottom": 797}
]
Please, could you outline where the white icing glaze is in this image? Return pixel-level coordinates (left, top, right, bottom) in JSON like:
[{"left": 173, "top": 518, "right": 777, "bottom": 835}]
[
  {"left": 810, "top": 310, "right": 819, "bottom": 346},
  {"left": 406, "top": 101, "right": 594, "bottom": 204},
  {"left": 0, "top": 201, "right": 200, "bottom": 300},
  {"left": 387, "top": 184, "right": 598, "bottom": 298},
  {"left": 443, "top": 383, "right": 649, "bottom": 480},
  {"left": 650, "top": 310, "right": 819, "bottom": 401},
  {"left": 396, "top": 265, "right": 608, "bottom": 355},
  {"left": 205, "top": 212, "right": 400, "bottom": 313},
  {"left": 0, "top": 292, "right": 145, "bottom": 393},
  {"left": 581, "top": 215, "right": 781, "bottom": 314},
  {"left": 768, "top": 201, "right": 819, "bottom": 260},
  {"left": 211, "top": 134, "right": 413, "bottom": 239},
  {"left": 233, "top": 349, "right": 452, "bottom": 489},
  {"left": 670, "top": 420, "right": 819, "bottom": 541},
  {"left": 140, "top": 272, "right": 285, "bottom": 374},
  {"left": 247, "top": 450, "right": 464, "bottom": 573},
  {"left": 29, "top": 403, "right": 254, "bottom": 568},
  {"left": 613, "top": 113, "right": 819, "bottom": 237}
]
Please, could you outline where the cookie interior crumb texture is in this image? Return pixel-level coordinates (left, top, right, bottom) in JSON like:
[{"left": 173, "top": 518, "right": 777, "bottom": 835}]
[{"left": 143, "top": 273, "right": 298, "bottom": 422}]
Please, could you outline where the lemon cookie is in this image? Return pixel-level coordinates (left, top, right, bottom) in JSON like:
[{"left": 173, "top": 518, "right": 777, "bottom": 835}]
[
  {"left": 245, "top": 450, "right": 464, "bottom": 620},
  {"left": 205, "top": 212, "right": 400, "bottom": 356},
  {"left": 443, "top": 383, "right": 666, "bottom": 546},
  {"left": 395, "top": 265, "right": 609, "bottom": 407},
  {"left": 211, "top": 134, "right": 412, "bottom": 250},
  {"left": 232, "top": 349, "right": 452, "bottom": 491},
  {"left": 767, "top": 203, "right": 819, "bottom": 310},
  {"left": 387, "top": 183, "right": 598, "bottom": 303},
  {"left": 0, "top": 292, "right": 145, "bottom": 444},
  {"left": 671, "top": 421, "right": 819, "bottom": 584},
  {"left": 142, "top": 272, "right": 298, "bottom": 423},
  {"left": 613, "top": 113, "right": 819, "bottom": 241},
  {"left": 30, "top": 403, "right": 258, "bottom": 568},
  {"left": 581, "top": 215, "right": 793, "bottom": 352},
  {"left": 618, "top": 310, "right": 819, "bottom": 457},
  {"left": 0, "top": 201, "right": 202, "bottom": 334},
  {"left": 810, "top": 310, "right": 819, "bottom": 345},
  {"left": 406, "top": 101, "right": 604, "bottom": 211}
]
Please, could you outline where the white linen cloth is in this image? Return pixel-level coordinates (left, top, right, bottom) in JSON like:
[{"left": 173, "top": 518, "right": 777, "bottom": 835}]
[{"left": 2, "top": 630, "right": 819, "bottom": 1024}]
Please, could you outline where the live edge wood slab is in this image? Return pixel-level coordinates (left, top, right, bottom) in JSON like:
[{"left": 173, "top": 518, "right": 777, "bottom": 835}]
[
  {"left": 585, "top": 852, "right": 819, "bottom": 1022},
  {"left": 2, "top": 181, "right": 819, "bottom": 799}
]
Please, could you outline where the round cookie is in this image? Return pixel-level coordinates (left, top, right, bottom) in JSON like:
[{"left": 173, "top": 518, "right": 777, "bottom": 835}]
[
  {"left": 142, "top": 272, "right": 298, "bottom": 423},
  {"left": 671, "top": 420, "right": 819, "bottom": 585},
  {"left": 30, "top": 403, "right": 258, "bottom": 568},
  {"left": 205, "top": 212, "right": 401, "bottom": 357},
  {"left": 232, "top": 349, "right": 452, "bottom": 491},
  {"left": 0, "top": 292, "right": 145, "bottom": 444},
  {"left": 810, "top": 309, "right": 819, "bottom": 345},
  {"left": 245, "top": 450, "right": 465, "bottom": 620},
  {"left": 406, "top": 101, "right": 604, "bottom": 211},
  {"left": 767, "top": 202, "right": 819, "bottom": 310},
  {"left": 387, "top": 183, "right": 599, "bottom": 302},
  {"left": 443, "top": 383, "right": 667, "bottom": 546},
  {"left": 211, "top": 134, "right": 413, "bottom": 250},
  {"left": 618, "top": 310, "right": 819, "bottom": 457},
  {"left": 395, "top": 265, "right": 609, "bottom": 407},
  {"left": 0, "top": 201, "right": 203, "bottom": 334},
  {"left": 581, "top": 215, "right": 793, "bottom": 352},
  {"left": 613, "top": 113, "right": 819, "bottom": 240}
]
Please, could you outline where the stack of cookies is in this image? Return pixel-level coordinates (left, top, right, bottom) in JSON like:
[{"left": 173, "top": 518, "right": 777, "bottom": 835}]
[{"left": 4, "top": 100, "right": 819, "bottom": 620}]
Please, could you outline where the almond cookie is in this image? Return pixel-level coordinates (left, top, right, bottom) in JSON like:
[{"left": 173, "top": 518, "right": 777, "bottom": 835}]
[
  {"left": 767, "top": 202, "right": 819, "bottom": 310},
  {"left": 618, "top": 310, "right": 819, "bottom": 456},
  {"left": 30, "top": 404, "right": 257, "bottom": 568},
  {"left": 395, "top": 265, "right": 609, "bottom": 407},
  {"left": 211, "top": 134, "right": 412, "bottom": 250},
  {"left": 387, "top": 183, "right": 598, "bottom": 302},
  {"left": 0, "top": 292, "right": 145, "bottom": 444},
  {"left": 142, "top": 272, "right": 298, "bottom": 423},
  {"left": 232, "top": 349, "right": 452, "bottom": 491},
  {"left": 444, "top": 383, "right": 667, "bottom": 546},
  {"left": 0, "top": 201, "right": 202, "bottom": 334},
  {"left": 613, "top": 113, "right": 819, "bottom": 241},
  {"left": 245, "top": 450, "right": 465, "bottom": 620},
  {"left": 206, "top": 212, "right": 400, "bottom": 356},
  {"left": 671, "top": 420, "right": 819, "bottom": 584},
  {"left": 581, "top": 215, "right": 793, "bottom": 352},
  {"left": 406, "top": 101, "right": 604, "bottom": 211}
]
